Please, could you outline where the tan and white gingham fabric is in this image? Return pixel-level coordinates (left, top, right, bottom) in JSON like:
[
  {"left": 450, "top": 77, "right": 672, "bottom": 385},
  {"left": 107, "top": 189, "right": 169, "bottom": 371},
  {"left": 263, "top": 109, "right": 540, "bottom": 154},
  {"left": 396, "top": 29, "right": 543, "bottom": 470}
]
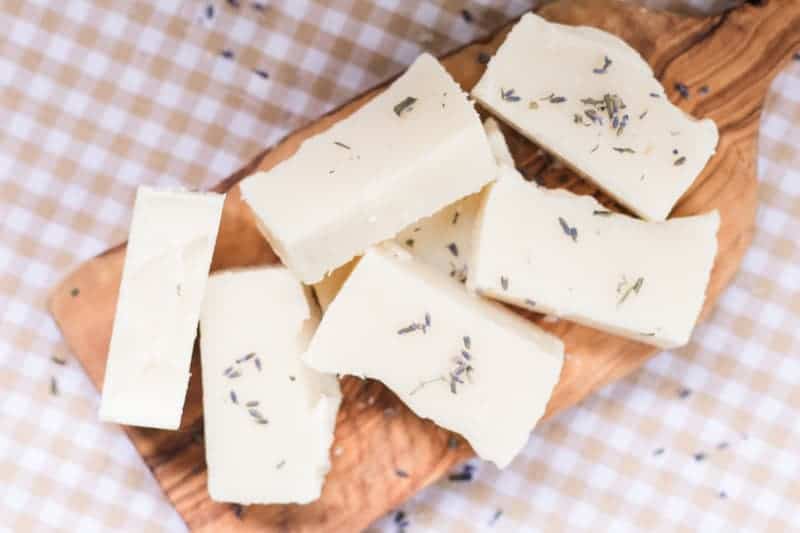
[{"left": 0, "top": 1, "right": 797, "bottom": 532}]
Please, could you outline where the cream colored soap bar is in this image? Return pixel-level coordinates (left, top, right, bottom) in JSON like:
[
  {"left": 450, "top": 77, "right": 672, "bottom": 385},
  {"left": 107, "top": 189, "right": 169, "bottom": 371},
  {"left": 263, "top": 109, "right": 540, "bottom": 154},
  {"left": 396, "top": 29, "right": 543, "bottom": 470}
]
[
  {"left": 304, "top": 245, "right": 564, "bottom": 468},
  {"left": 241, "top": 53, "right": 496, "bottom": 283},
  {"left": 200, "top": 267, "right": 341, "bottom": 504},
  {"left": 468, "top": 172, "right": 720, "bottom": 349},
  {"left": 395, "top": 118, "right": 515, "bottom": 284},
  {"left": 472, "top": 13, "right": 719, "bottom": 221},
  {"left": 99, "top": 187, "right": 224, "bottom": 429}
]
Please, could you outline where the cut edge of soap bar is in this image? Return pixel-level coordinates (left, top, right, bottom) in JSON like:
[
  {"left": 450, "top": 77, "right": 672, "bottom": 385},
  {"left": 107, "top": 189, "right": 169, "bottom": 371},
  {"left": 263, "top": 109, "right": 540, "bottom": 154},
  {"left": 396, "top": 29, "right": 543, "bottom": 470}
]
[
  {"left": 240, "top": 53, "right": 497, "bottom": 283},
  {"left": 312, "top": 258, "right": 359, "bottom": 312},
  {"left": 471, "top": 12, "right": 719, "bottom": 222},
  {"left": 311, "top": 117, "right": 517, "bottom": 310},
  {"left": 99, "top": 187, "right": 225, "bottom": 430},
  {"left": 468, "top": 175, "right": 721, "bottom": 349}
]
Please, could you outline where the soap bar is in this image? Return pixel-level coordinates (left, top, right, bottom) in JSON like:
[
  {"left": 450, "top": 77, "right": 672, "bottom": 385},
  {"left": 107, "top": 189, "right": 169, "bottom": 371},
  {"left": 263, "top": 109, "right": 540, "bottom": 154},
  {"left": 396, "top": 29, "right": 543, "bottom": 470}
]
[
  {"left": 468, "top": 173, "right": 720, "bottom": 348},
  {"left": 99, "top": 187, "right": 224, "bottom": 429},
  {"left": 395, "top": 118, "right": 515, "bottom": 283},
  {"left": 200, "top": 267, "right": 341, "bottom": 504},
  {"left": 241, "top": 53, "right": 497, "bottom": 283},
  {"left": 471, "top": 13, "right": 719, "bottom": 221},
  {"left": 304, "top": 245, "right": 564, "bottom": 468}
]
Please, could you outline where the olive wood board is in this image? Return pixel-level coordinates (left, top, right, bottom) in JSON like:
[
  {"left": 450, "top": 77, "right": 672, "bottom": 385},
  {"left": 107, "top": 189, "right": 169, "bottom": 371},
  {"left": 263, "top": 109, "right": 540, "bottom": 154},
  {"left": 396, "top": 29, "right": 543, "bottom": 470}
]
[{"left": 48, "top": 0, "right": 800, "bottom": 531}]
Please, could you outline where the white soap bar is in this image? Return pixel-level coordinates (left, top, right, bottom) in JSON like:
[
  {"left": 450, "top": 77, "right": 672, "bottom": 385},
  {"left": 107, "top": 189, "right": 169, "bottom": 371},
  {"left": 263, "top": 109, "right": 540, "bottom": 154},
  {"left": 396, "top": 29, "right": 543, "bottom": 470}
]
[
  {"left": 99, "top": 187, "right": 224, "bottom": 429},
  {"left": 241, "top": 53, "right": 497, "bottom": 283},
  {"left": 200, "top": 267, "right": 341, "bottom": 504},
  {"left": 395, "top": 118, "right": 515, "bottom": 283},
  {"left": 304, "top": 245, "right": 564, "bottom": 468},
  {"left": 468, "top": 172, "right": 720, "bottom": 348},
  {"left": 471, "top": 13, "right": 719, "bottom": 221}
]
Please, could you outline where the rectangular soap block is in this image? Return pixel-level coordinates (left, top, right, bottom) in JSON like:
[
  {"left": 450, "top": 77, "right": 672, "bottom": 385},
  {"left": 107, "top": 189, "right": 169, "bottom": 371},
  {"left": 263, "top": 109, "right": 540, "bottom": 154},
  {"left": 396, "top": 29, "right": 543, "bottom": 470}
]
[
  {"left": 394, "top": 118, "right": 515, "bottom": 284},
  {"left": 200, "top": 267, "right": 341, "bottom": 504},
  {"left": 471, "top": 13, "right": 719, "bottom": 221},
  {"left": 304, "top": 245, "right": 564, "bottom": 468},
  {"left": 241, "top": 53, "right": 497, "bottom": 283},
  {"left": 99, "top": 187, "right": 224, "bottom": 430},
  {"left": 468, "top": 174, "right": 720, "bottom": 348}
]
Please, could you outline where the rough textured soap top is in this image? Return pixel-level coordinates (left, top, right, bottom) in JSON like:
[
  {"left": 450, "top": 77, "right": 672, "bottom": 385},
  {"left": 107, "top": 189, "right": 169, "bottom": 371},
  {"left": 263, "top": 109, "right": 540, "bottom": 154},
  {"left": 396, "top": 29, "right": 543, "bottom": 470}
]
[
  {"left": 471, "top": 13, "right": 719, "bottom": 221},
  {"left": 241, "top": 52, "right": 496, "bottom": 282},
  {"left": 468, "top": 172, "right": 720, "bottom": 349}
]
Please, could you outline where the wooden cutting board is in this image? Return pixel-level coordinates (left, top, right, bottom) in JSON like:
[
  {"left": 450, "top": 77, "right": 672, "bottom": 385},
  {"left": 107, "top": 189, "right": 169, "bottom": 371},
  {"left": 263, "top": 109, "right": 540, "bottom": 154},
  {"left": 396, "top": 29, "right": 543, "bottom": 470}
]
[{"left": 48, "top": 1, "right": 800, "bottom": 531}]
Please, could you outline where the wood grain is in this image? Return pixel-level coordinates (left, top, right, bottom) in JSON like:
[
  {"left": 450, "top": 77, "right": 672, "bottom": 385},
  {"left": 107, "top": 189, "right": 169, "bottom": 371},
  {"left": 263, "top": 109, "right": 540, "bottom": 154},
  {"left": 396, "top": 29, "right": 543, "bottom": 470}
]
[{"left": 48, "top": 1, "right": 800, "bottom": 531}]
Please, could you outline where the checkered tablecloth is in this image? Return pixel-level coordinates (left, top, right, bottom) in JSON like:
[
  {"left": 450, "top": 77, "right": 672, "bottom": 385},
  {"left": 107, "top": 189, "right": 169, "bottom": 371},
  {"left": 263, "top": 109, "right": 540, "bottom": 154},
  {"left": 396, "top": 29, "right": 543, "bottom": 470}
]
[{"left": 1, "top": 1, "right": 798, "bottom": 532}]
